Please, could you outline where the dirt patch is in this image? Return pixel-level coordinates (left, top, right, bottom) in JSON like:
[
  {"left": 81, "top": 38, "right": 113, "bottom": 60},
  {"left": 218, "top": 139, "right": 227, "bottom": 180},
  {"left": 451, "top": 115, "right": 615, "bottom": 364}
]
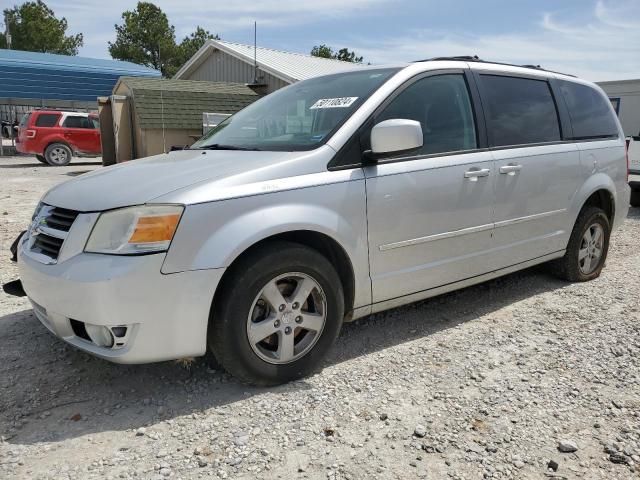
[{"left": 1, "top": 155, "right": 639, "bottom": 479}]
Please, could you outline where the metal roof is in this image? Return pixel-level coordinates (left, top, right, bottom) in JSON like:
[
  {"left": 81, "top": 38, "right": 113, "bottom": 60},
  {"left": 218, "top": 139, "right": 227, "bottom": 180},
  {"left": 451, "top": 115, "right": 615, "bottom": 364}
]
[
  {"left": 174, "top": 39, "right": 363, "bottom": 83},
  {"left": 0, "top": 49, "right": 159, "bottom": 102},
  {"left": 0, "top": 49, "right": 159, "bottom": 76}
]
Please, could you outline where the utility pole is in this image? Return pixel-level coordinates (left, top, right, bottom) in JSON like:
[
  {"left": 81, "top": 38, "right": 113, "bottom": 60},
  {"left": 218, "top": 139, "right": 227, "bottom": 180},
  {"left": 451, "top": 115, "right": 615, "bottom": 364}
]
[
  {"left": 252, "top": 21, "right": 258, "bottom": 84},
  {"left": 4, "top": 12, "right": 11, "bottom": 49}
]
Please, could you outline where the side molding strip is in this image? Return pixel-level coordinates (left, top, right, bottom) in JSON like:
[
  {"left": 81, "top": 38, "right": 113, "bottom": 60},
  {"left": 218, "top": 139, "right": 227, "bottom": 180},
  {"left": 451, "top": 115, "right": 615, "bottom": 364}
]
[
  {"left": 379, "top": 209, "right": 567, "bottom": 251},
  {"left": 493, "top": 209, "right": 567, "bottom": 229},
  {"left": 379, "top": 223, "right": 493, "bottom": 251}
]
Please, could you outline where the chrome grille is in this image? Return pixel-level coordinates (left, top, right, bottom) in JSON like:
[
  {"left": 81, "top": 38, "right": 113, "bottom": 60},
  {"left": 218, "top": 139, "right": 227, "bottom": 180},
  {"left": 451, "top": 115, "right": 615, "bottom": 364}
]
[
  {"left": 32, "top": 233, "right": 64, "bottom": 257},
  {"left": 28, "top": 204, "right": 80, "bottom": 262},
  {"left": 43, "top": 207, "right": 78, "bottom": 232}
]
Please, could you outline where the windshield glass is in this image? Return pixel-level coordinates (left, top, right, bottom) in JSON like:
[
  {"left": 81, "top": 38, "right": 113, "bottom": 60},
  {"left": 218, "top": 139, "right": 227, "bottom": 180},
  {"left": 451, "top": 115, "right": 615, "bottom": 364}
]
[{"left": 191, "top": 68, "right": 399, "bottom": 152}]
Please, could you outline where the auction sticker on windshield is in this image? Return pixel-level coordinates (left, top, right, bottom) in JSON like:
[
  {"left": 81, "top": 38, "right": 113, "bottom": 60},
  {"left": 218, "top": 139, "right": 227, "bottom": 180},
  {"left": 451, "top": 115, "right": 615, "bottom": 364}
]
[{"left": 310, "top": 97, "right": 359, "bottom": 109}]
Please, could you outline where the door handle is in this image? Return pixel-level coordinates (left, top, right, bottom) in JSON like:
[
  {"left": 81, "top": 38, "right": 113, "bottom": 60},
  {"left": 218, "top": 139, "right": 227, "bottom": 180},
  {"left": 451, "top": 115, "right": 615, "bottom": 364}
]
[
  {"left": 499, "top": 164, "right": 522, "bottom": 175},
  {"left": 464, "top": 168, "right": 491, "bottom": 181}
]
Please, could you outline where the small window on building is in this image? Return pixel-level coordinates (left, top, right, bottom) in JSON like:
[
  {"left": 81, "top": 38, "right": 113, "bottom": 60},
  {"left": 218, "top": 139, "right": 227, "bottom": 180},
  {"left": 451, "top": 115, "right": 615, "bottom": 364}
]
[
  {"left": 480, "top": 75, "right": 561, "bottom": 147},
  {"left": 558, "top": 81, "right": 619, "bottom": 139},
  {"left": 63, "top": 116, "right": 92, "bottom": 129},
  {"left": 34, "top": 113, "right": 60, "bottom": 127},
  {"left": 609, "top": 97, "right": 620, "bottom": 116}
]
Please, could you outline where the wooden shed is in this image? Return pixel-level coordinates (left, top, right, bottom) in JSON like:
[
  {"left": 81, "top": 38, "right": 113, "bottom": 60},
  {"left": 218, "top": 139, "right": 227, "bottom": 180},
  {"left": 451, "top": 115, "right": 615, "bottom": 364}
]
[{"left": 98, "top": 77, "right": 260, "bottom": 164}]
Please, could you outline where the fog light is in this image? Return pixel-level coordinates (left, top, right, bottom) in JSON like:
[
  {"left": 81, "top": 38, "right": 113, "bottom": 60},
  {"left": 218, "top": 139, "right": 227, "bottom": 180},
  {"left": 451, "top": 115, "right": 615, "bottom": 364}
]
[
  {"left": 111, "top": 326, "right": 128, "bottom": 338},
  {"left": 85, "top": 324, "right": 114, "bottom": 348}
]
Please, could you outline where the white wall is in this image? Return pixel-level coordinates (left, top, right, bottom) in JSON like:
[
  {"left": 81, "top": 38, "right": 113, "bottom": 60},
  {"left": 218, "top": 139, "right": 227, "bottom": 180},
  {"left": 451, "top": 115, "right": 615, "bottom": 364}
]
[{"left": 598, "top": 79, "right": 640, "bottom": 137}]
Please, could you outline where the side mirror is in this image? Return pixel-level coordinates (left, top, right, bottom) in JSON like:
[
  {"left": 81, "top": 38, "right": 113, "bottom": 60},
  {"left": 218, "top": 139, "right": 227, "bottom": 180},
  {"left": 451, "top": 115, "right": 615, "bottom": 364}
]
[{"left": 369, "top": 119, "right": 423, "bottom": 157}]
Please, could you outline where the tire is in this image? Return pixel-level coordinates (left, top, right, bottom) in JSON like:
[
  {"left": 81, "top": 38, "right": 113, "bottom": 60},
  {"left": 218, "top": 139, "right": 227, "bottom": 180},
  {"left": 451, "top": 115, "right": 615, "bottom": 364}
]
[
  {"left": 631, "top": 189, "right": 640, "bottom": 207},
  {"left": 35, "top": 154, "right": 47, "bottom": 164},
  {"left": 209, "top": 241, "right": 345, "bottom": 386},
  {"left": 552, "top": 206, "right": 610, "bottom": 282},
  {"left": 44, "top": 143, "right": 72, "bottom": 166}
]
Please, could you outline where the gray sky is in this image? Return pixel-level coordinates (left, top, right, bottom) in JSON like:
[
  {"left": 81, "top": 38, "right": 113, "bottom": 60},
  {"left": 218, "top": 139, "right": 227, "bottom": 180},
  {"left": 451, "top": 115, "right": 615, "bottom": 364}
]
[{"left": 46, "top": 0, "right": 640, "bottom": 81}]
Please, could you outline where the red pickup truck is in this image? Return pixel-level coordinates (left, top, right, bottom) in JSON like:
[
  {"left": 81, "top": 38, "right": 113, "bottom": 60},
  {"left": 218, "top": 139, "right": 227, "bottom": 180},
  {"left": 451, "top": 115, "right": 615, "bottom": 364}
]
[{"left": 16, "top": 110, "right": 101, "bottom": 166}]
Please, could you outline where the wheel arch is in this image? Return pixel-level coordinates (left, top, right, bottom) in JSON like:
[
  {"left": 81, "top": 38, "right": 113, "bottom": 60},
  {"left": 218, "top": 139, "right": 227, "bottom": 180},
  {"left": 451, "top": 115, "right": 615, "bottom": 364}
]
[
  {"left": 45, "top": 139, "right": 73, "bottom": 155},
  {"left": 571, "top": 173, "right": 617, "bottom": 224},
  {"left": 582, "top": 189, "right": 614, "bottom": 223},
  {"left": 211, "top": 230, "right": 357, "bottom": 320}
]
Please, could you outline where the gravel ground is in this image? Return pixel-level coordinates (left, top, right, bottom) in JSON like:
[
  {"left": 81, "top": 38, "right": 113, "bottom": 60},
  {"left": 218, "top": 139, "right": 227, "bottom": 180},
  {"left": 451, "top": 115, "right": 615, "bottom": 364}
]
[{"left": 1, "top": 155, "right": 639, "bottom": 480}]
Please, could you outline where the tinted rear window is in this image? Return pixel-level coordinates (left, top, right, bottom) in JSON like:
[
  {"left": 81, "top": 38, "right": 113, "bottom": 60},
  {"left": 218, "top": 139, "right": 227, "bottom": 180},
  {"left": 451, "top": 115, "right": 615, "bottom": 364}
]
[
  {"left": 34, "top": 113, "right": 60, "bottom": 127},
  {"left": 19, "top": 113, "right": 31, "bottom": 127},
  {"left": 63, "top": 116, "right": 92, "bottom": 129},
  {"left": 480, "top": 75, "right": 561, "bottom": 147},
  {"left": 558, "top": 81, "right": 619, "bottom": 139}
]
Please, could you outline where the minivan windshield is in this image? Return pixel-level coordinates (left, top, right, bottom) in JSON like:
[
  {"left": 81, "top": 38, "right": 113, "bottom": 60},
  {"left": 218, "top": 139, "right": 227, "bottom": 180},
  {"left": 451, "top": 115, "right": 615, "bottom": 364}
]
[{"left": 191, "top": 68, "right": 399, "bottom": 152}]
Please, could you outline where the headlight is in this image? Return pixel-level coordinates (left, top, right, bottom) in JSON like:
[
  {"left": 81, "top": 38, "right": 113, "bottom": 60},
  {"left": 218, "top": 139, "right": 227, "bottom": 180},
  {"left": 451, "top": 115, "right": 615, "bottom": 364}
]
[{"left": 85, "top": 205, "right": 184, "bottom": 255}]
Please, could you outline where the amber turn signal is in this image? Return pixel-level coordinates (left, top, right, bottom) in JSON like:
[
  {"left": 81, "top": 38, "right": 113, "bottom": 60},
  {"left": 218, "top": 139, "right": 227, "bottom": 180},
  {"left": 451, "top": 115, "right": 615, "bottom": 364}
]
[{"left": 129, "top": 214, "right": 181, "bottom": 243}]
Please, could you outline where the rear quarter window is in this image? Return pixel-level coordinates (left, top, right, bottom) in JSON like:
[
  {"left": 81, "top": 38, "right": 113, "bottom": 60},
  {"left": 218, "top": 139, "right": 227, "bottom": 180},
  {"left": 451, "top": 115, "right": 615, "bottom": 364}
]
[
  {"left": 34, "top": 113, "right": 60, "bottom": 127},
  {"left": 480, "top": 75, "right": 561, "bottom": 147},
  {"left": 558, "top": 81, "right": 619, "bottom": 139},
  {"left": 19, "top": 113, "right": 31, "bottom": 127},
  {"left": 63, "top": 116, "right": 92, "bottom": 129}
]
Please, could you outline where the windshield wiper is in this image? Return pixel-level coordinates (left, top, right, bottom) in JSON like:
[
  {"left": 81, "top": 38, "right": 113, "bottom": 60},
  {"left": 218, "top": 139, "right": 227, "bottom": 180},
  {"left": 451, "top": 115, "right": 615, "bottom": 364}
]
[{"left": 197, "top": 144, "right": 261, "bottom": 151}]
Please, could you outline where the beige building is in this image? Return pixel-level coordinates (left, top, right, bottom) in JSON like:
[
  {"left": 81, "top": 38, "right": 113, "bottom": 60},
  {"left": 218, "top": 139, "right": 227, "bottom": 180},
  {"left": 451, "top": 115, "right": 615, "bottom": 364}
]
[
  {"left": 98, "top": 77, "right": 259, "bottom": 164},
  {"left": 598, "top": 79, "right": 640, "bottom": 137},
  {"left": 174, "top": 39, "right": 362, "bottom": 94}
]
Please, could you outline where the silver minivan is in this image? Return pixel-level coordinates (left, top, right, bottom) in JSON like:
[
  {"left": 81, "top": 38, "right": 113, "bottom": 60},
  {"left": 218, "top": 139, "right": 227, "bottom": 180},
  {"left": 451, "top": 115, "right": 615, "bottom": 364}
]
[{"left": 16, "top": 58, "right": 630, "bottom": 385}]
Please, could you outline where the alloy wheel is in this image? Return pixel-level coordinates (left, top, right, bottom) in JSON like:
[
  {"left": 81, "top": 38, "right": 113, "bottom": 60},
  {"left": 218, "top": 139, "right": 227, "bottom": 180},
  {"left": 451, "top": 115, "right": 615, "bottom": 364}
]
[
  {"left": 578, "top": 223, "right": 604, "bottom": 275},
  {"left": 246, "top": 272, "right": 327, "bottom": 365},
  {"left": 49, "top": 147, "right": 69, "bottom": 165}
]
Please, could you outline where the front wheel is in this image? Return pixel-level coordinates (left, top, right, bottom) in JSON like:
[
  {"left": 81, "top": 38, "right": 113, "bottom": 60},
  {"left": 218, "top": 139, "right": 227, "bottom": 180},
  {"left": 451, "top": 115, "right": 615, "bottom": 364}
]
[
  {"left": 209, "top": 241, "right": 344, "bottom": 386},
  {"left": 552, "top": 206, "right": 610, "bottom": 282}
]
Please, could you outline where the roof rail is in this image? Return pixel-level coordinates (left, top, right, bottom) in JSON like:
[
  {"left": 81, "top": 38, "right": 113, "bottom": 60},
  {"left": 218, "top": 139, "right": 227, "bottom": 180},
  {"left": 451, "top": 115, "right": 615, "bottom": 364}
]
[
  {"left": 414, "top": 56, "right": 576, "bottom": 77},
  {"left": 413, "top": 55, "right": 482, "bottom": 63}
]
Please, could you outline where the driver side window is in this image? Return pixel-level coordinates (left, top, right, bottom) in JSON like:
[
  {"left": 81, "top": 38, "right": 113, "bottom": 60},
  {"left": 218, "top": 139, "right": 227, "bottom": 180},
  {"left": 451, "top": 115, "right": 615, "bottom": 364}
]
[{"left": 376, "top": 74, "right": 478, "bottom": 157}]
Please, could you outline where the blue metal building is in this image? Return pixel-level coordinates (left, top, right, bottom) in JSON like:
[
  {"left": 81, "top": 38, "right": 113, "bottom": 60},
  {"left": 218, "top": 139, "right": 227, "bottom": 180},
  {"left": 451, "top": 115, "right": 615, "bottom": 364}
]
[{"left": 0, "top": 49, "right": 159, "bottom": 123}]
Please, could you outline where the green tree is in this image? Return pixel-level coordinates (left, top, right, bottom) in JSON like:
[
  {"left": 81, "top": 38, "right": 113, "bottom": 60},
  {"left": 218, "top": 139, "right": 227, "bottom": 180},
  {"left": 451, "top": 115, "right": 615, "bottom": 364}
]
[
  {"left": 334, "top": 48, "right": 363, "bottom": 63},
  {"left": 109, "top": 3, "right": 219, "bottom": 77},
  {"left": 0, "top": 0, "right": 83, "bottom": 55},
  {"left": 310, "top": 44, "right": 334, "bottom": 59},
  {"left": 310, "top": 44, "right": 363, "bottom": 63},
  {"left": 177, "top": 26, "right": 218, "bottom": 67},
  {"left": 108, "top": 2, "right": 177, "bottom": 77}
]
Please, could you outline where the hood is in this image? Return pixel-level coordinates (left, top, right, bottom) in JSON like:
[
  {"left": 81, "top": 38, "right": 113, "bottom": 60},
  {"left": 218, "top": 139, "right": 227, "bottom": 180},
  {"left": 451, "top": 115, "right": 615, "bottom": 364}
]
[{"left": 42, "top": 147, "right": 333, "bottom": 211}]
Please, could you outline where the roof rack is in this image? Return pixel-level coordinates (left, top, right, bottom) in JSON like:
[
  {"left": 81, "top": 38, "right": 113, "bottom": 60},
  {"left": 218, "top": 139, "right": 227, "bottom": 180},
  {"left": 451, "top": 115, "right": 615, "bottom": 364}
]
[
  {"left": 413, "top": 56, "right": 576, "bottom": 77},
  {"left": 422, "top": 55, "right": 482, "bottom": 62}
]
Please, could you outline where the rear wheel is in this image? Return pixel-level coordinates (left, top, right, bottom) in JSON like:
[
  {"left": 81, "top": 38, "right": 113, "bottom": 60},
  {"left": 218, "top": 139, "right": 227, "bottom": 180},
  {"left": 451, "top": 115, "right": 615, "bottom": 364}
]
[
  {"left": 45, "top": 143, "right": 72, "bottom": 166},
  {"left": 552, "top": 206, "right": 610, "bottom": 282},
  {"left": 35, "top": 154, "right": 47, "bottom": 164},
  {"left": 209, "top": 241, "right": 344, "bottom": 386}
]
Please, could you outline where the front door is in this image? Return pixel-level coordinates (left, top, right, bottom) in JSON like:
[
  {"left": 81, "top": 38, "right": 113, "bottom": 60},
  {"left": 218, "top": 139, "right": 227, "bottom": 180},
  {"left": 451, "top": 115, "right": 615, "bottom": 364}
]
[{"left": 365, "top": 72, "right": 495, "bottom": 303}]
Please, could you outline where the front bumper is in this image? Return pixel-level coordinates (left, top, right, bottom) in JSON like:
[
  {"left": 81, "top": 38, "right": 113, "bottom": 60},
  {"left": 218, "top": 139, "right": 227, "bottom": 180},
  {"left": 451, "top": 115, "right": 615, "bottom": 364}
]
[{"left": 18, "top": 236, "right": 224, "bottom": 363}]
